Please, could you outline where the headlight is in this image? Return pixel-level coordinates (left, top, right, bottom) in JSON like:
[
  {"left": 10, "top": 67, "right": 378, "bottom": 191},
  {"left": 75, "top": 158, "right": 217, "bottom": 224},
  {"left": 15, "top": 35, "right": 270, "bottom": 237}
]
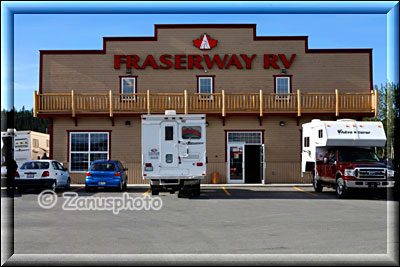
[
  {"left": 387, "top": 169, "right": 395, "bottom": 178},
  {"left": 344, "top": 169, "right": 355, "bottom": 177}
]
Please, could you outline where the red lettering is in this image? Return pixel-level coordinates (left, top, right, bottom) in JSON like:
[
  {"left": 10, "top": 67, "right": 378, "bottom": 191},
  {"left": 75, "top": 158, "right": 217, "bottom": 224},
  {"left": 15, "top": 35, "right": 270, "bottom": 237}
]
[
  {"left": 203, "top": 54, "right": 229, "bottom": 69},
  {"left": 240, "top": 54, "right": 256, "bottom": 69},
  {"left": 279, "top": 54, "right": 296, "bottom": 69},
  {"left": 175, "top": 55, "right": 186, "bottom": 69},
  {"left": 127, "top": 55, "right": 140, "bottom": 69},
  {"left": 114, "top": 55, "right": 126, "bottom": 69},
  {"left": 264, "top": 54, "right": 280, "bottom": 69},
  {"left": 141, "top": 55, "right": 159, "bottom": 69},
  {"left": 160, "top": 54, "right": 173, "bottom": 69},
  {"left": 225, "top": 54, "right": 243, "bottom": 69},
  {"left": 188, "top": 55, "right": 204, "bottom": 69}
]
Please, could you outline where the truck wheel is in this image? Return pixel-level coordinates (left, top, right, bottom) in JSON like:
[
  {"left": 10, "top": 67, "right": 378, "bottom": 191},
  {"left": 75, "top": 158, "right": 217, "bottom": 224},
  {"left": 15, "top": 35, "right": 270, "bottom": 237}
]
[
  {"left": 336, "top": 177, "right": 349, "bottom": 199},
  {"left": 193, "top": 183, "right": 201, "bottom": 197},
  {"left": 151, "top": 190, "right": 159, "bottom": 196},
  {"left": 313, "top": 173, "right": 323, "bottom": 193}
]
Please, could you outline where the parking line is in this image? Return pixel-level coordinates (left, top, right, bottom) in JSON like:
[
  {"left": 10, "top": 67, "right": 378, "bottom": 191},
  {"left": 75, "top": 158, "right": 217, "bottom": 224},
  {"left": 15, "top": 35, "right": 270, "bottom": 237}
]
[
  {"left": 293, "top": 186, "right": 317, "bottom": 197},
  {"left": 142, "top": 189, "right": 151, "bottom": 196},
  {"left": 57, "top": 186, "right": 84, "bottom": 196},
  {"left": 222, "top": 186, "right": 232, "bottom": 196}
]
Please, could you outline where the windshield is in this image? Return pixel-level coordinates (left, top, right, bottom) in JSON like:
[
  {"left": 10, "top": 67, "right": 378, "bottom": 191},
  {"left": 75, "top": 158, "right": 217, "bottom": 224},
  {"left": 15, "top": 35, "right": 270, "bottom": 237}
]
[
  {"left": 90, "top": 163, "right": 116, "bottom": 172},
  {"left": 20, "top": 161, "right": 50, "bottom": 170},
  {"left": 338, "top": 149, "right": 381, "bottom": 162}
]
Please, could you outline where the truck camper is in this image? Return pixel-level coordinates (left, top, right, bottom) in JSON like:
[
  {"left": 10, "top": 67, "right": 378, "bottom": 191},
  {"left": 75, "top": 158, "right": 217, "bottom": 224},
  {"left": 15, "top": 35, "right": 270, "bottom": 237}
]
[
  {"left": 302, "top": 119, "right": 395, "bottom": 198},
  {"left": 142, "top": 111, "right": 206, "bottom": 197}
]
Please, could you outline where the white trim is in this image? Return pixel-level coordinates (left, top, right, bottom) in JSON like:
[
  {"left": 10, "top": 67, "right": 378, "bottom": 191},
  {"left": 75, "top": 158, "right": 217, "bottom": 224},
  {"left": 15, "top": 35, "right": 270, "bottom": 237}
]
[{"left": 69, "top": 132, "right": 110, "bottom": 173}]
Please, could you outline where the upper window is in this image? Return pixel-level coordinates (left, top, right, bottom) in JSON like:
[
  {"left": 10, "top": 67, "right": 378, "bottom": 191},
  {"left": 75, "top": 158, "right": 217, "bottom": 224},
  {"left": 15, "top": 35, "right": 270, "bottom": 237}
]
[
  {"left": 318, "top": 129, "right": 323, "bottom": 138},
  {"left": 198, "top": 76, "right": 213, "bottom": 99},
  {"left": 165, "top": 126, "right": 174, "bottom": 141},
  {"left": 32, "top": 138, "right": 39, "bottom": 148},
  {"left": 69, "top": 132, "right": 109, "bottom": 172},
  {"left": 182, "top": 126, "right": 202, "bottom": 139},
  {"left": 121, "top": 77, "right": 136, "bottom": 100},
  {"left": 304, "top": 137, "right": 310, "bottom": 148},
  {"left": 275, "top": 76, "right": 291, "bottom": 100}
]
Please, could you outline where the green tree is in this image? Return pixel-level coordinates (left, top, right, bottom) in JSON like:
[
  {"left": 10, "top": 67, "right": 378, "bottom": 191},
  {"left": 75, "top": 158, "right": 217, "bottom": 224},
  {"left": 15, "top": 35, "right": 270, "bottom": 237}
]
[{"left": 364, "top": 82, "right": 398, "bottom": 159}]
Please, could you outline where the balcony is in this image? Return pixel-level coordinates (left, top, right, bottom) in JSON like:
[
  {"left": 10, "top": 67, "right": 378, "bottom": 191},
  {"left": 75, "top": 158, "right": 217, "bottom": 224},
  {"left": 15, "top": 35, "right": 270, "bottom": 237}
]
[{"left": 34, "top": 90, "right": 377, "bottom": 118}]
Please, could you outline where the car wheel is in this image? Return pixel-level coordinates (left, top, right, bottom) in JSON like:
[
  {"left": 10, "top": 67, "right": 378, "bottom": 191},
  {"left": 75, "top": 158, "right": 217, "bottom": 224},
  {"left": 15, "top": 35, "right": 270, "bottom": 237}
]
[
  {"left": 85, "top": 185, "right": 92, "bottom": 192},
  {"left": 123, "top": 178, "right": 127, "bottom": 190},
  {"left": 50, "top": 181, "right": 57, "bottom": 192},
  {"left": 151, "top": 190, "right": 159, "bottom": 196},
  {"left": 313, "top": 172, "right": 323, "bottom": 193},
  {"left": 65, "top": 178, "right": 71, "bottom": 190},
  {"left": 336, "top": 177, "right": 348, "bottom": 199},
  {"left": 118, "top": 181, "right": 123, "bottom": 192}
]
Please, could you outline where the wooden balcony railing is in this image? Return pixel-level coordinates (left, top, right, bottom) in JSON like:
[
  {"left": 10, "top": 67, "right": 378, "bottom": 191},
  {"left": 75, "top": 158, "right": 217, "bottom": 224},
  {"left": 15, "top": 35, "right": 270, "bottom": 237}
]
[{"left": 33, "top": 89, "right": 377, "bottom": 117}]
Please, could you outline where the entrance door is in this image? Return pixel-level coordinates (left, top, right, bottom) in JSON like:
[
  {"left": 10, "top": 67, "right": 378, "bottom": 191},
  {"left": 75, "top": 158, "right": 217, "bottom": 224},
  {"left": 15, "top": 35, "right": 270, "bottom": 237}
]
[
  {"left": 227, "top": 143, "right": 245, "bottom": 184},
  {"left": 160, "top": 122, "right": 179, "bottom": 168},
  {"left": 244, "top": 145, "right": 264, "bottom": 183}
]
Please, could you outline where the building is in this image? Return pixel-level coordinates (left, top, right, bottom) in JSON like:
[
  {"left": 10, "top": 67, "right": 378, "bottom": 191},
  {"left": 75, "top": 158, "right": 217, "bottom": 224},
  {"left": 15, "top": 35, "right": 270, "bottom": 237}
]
[
  {"left": 1, "top": 130, "right": 49, "bottom": 167},
  {"left": 34, "top": 24, "right": 377, "bottom": 184}
]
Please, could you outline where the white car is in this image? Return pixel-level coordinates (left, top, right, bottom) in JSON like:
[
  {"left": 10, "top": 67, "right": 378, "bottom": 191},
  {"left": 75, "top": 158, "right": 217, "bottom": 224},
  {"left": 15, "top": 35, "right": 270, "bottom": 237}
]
[{"left": 15, "top": 160, "right": 71, "bottom": 192}]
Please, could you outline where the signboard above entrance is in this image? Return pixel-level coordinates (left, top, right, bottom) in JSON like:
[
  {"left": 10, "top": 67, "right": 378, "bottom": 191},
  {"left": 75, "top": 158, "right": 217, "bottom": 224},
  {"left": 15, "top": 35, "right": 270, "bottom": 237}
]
[{"left": 114, "top": 54, "right": 296, "bottom": 70}]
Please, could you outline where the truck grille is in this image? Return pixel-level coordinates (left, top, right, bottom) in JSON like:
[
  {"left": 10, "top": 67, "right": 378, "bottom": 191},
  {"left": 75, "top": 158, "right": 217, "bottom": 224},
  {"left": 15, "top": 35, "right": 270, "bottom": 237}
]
[{"left": 356, "top": 168, "right": 386, "bottom": 179}]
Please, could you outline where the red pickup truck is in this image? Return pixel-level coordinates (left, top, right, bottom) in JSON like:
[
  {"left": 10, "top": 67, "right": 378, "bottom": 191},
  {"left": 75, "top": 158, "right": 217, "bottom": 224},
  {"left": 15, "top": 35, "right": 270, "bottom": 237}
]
[{"left": 313, "top": 147, "right": 395, "bottom": 198}]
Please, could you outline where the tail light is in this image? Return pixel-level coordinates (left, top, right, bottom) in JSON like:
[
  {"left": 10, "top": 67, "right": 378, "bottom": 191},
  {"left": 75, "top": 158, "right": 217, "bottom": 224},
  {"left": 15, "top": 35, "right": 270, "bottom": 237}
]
[
  {"left": 114, "top": 172, "right": 121, "bottom": 177},
  {"left": 86, "top": 172, "right": 92, "bottom": 177},
  {"left": 144, "top": 163, "right": 153, "bottom": 171},
  {"left": 15, "top": 171, "right": 20, "bottom": 178},
  {"left": 42, "top": 171, "right": 50, "bottom": 177},
  {"left": 196, "top": 162, "right": 203, "bottom": 166}
]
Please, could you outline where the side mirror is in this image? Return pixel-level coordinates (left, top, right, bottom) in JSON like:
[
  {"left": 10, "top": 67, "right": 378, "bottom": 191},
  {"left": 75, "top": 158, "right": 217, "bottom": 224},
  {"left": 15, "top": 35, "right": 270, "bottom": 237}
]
[
  {"left": 323, "top": 158, "right": 328, "bottom": 164},
  {"left": 63, "top": 167, "right": 68, "bottom": 172}
]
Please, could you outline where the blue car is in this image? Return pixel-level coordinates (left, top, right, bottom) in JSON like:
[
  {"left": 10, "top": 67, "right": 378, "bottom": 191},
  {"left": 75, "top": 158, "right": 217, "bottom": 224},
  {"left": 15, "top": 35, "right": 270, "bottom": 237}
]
[{"left": 85, "top": 160, "right": 128, "bottom": 192}]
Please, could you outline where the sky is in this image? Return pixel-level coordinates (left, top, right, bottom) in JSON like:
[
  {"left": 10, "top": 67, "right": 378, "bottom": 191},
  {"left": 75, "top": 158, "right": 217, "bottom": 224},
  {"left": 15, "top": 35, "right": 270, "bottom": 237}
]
[{"left": 10, "top": 13, "right": 387, "bottom": 110}]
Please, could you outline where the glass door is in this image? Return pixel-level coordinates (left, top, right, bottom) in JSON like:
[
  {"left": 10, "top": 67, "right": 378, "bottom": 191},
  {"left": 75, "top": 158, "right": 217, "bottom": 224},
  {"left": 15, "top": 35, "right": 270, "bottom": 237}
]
[{"left": 227, "top": 143, "right": 245, "bottom": 184}]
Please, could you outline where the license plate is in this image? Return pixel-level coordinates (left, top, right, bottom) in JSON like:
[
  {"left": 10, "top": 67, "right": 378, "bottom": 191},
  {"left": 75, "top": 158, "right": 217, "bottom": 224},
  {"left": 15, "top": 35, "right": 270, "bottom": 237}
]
[
  {"left": 368, "top": 182, "right": 379, "bottom": 188},
  {"left": 98, "top": 181, "right": 106, "bottom": 185},
  {"left": 27, "top": 174, "right": 34, "bottom": 178}
]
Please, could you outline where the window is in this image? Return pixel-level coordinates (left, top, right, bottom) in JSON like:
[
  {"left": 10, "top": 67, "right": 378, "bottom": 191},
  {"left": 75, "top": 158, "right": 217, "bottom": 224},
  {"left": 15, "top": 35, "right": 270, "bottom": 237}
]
[
  {"left": 198, "top": 76, "right": 213, "bottom": 99},
  {"left": 121, "top": 77, "right": 136, "bottom": 100},
  {"left": 304, "top": 137, "right": 310, "bottom": 147},
  {"left": 182, "top": 126, "right": 202, "bottom": 139},
  {"left": 165, "top": 126, "right": 174, "bottom": 141},
  {"left": 69, "top": 132, "right": 109, "bottom": 172},
  {"left": 166, "top": 154, "right": 173, "bottom": 163},
  {"left": 328, "top": 150, "right": 336, "bottom": 164},
  {"left": 20, "top": 161, "right": 49, "bottom": 170},
  {"left": 227, "top": 132, "right": 262, "bottom": 144},
  {"left": 318, "top": 129, "right": 323, "bottom": 138},
  {"left": 32, "top": 138, "right": 39, "bottom": 148},
  {"left": 90, "top": 162, "right": 116, "bottom": 171},
  {"left": 275, "top": 76, "right": 291, "bottom": 100}
]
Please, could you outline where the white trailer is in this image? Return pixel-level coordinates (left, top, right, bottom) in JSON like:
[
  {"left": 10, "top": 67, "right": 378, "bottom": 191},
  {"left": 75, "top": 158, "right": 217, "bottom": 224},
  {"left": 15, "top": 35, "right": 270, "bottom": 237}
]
[{"left": 141, "top": 111, "right": 206, "bottom": 196}]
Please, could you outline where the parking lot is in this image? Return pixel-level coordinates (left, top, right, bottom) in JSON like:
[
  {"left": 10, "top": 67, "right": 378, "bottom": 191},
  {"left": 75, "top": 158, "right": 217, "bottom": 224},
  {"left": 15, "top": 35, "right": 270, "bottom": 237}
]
[{"left": 2, "top": 186, "right": 396, "bottom": 255}]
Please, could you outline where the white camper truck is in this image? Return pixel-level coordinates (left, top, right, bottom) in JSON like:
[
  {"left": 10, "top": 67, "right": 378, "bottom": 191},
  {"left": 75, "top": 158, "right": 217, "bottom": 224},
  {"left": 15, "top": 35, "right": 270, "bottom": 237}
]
[
  {"left": 302, "top": 119, "right": 395, "bottom": 198},
  {"left": 142, "top": 111, "right": 206, "bottom": 197}
]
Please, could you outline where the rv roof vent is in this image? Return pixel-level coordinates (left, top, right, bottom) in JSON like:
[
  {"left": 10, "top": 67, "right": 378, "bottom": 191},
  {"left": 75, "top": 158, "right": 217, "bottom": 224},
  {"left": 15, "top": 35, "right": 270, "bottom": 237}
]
[
  {"left": 311, "top": 119, "right": 321, "bottom": 122},
  {"left": 337, "top": 119, "right": 356, "bottom": 122},
  {"left": 165, "top": 110, "right": 176, "bottom": 115}
]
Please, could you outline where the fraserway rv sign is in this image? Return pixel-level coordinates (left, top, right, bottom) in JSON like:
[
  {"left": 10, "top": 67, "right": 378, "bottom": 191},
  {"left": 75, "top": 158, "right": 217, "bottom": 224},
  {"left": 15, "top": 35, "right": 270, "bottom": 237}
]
[{"left": 114, "top": 54, "right": 296, "bottom": 70}]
